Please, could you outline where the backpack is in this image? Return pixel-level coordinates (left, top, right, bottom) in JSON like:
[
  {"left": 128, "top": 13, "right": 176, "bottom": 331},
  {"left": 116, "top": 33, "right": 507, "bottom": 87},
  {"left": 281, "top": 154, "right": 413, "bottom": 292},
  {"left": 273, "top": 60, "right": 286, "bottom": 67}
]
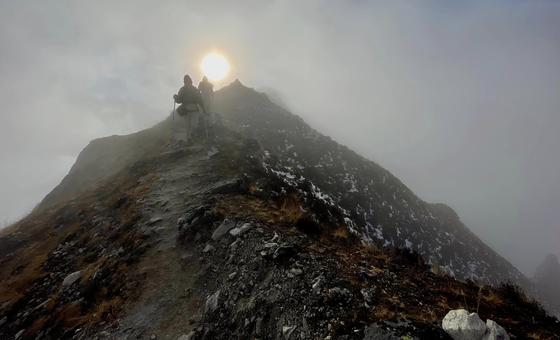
[{"left": 177, "top": 103, "right": 199, "bottom": 117}]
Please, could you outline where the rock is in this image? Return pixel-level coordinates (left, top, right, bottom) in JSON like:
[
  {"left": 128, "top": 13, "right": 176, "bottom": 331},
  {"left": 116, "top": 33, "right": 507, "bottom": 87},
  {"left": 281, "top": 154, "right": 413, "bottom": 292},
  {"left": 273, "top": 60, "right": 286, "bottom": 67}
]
[
  {"left": 177, "top": 331, "right": 196, "bottom": 340},
  {"left": 282, "top": 325, "right": 297, "bottom": 339},
  {"left": 15, "top": 329, "right": 25, "bottom": 340},
  {"left": 442, "top": 309, "right": 486, "bottom": 340},
  {"left": 150, "top": 335, "right": 157, "bottom": 340},
  {"left": 205, "top": 290, "right": 220, "bottom": 314},
  {"left": 148, "top": 217, "right": 163, "bottom": 225},
  {"left": 212, "top": 219, "right": 236, "bottom": 240},
  {"left": 229, "top": 223, "right": 252, "bottom": 237},
  {"left": 312, "top": 276, "right": 323, "bottom": 294},
  {"left": 0, "top": 317, "right": 6, "bottom": 327},
  {"left": 207, "top": 147, "right": 220, "bottom": 158},
  {"left": 290, "top": 268, "right": 303, "bottom": 276},
  {"left": 202, "top": 244, "right": 215, "bottom": 253},
  {"left": 482, "top": 320, "right": 510, "bottom": 340},
  {"left": 228, "top": 272, "right": 238, "bottom": 280},
  {"left": 363, "top": 324, "right": 400, "bottom": 340},
  {"left": 62, "top": 271, "right": 82, "bottom": 287}
]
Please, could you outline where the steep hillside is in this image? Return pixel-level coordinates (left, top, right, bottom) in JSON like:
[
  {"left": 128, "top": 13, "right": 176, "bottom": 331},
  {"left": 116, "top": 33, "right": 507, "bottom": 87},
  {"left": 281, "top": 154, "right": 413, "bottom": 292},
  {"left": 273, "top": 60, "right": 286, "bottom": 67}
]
[
  {"left": 0, "top": 80, "right": 558, "bottom": 339},
  {"left": 214, "top": 80, "right": 526, "bottom": 287}
]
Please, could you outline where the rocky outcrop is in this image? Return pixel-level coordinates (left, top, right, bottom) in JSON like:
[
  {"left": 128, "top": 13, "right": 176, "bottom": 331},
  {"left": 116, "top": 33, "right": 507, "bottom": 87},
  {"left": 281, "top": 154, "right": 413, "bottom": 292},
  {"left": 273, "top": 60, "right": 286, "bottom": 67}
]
[
  {"left": 442, "top": 309, "right": 486, "bottom": 340},
  {"left": 442, "top": 310, "right": 510, "bottom": 340}
]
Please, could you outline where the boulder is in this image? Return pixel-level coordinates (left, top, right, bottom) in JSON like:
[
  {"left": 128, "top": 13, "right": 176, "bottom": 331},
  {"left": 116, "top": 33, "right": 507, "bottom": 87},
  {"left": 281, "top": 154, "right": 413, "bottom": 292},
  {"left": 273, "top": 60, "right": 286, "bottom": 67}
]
[
  {"left": 62, "top": 271, "right": 82, "bottom": 287},
  {"left": 442, "top": 309, "right": 486, "bottom": 340},
  {"left": 212, "top": 219, "right": 236, "bottom": 240},
  {"left": 482, "top": 320, "right": 510, "bottom": 340}
]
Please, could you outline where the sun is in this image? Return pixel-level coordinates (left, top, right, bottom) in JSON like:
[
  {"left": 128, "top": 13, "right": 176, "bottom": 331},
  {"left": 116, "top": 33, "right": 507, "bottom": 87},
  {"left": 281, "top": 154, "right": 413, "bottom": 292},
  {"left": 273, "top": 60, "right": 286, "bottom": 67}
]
[{"left": 200, "top": 52, "right": 230, "bottom": 81}]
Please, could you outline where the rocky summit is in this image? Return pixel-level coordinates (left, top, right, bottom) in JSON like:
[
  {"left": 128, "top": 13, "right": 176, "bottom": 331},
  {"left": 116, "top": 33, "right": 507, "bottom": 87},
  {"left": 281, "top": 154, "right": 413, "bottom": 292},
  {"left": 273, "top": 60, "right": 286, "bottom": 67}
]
[{"left": 0, "top": 80, "right": 558, "bottom": 339}]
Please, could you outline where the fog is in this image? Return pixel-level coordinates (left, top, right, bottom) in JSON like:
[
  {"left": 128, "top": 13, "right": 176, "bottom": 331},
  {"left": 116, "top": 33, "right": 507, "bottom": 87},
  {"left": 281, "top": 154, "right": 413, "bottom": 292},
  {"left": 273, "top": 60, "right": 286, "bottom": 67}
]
[{"left": 1, "top": 1, "right": 559, "bottom": 277}]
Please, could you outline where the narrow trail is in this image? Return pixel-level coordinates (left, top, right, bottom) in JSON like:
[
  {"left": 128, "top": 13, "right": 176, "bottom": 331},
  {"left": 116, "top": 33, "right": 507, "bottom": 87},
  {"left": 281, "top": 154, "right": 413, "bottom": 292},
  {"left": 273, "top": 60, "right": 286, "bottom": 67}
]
[{"left": 115, "top": 142, "right": 222, "bottom": 340}]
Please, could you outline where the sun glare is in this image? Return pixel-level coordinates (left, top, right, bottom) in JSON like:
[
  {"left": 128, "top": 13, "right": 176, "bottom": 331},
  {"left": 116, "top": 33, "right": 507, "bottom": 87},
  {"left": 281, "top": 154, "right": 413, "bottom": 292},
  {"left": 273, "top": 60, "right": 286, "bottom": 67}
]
[{"left": 201, "top": 52, "right": 230, "bottom": 81}]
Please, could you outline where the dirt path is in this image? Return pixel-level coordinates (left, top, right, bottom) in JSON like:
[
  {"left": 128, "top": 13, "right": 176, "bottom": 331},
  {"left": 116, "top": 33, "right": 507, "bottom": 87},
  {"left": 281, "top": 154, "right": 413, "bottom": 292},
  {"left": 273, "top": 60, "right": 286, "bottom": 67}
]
[{"left": 114, "top": 143, "right": 221, "bottom": 340}]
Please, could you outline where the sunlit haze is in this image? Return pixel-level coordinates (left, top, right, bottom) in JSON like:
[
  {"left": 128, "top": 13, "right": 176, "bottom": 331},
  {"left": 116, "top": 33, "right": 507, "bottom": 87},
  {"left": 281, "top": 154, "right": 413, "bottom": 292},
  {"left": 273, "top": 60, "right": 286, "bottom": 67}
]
[{"left": 201, "top": 52, "right": 230, "bottom": 81}]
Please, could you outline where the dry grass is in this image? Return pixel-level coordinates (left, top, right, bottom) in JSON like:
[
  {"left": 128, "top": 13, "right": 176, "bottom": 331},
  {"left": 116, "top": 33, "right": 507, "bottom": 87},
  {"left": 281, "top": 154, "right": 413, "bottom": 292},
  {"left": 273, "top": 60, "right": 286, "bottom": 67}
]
[
  {"left": 374, "top": 305, "right": 396, "bottom": 320},
  {"left": 332, "top": 226, "right": 349, "bottom": 240}
]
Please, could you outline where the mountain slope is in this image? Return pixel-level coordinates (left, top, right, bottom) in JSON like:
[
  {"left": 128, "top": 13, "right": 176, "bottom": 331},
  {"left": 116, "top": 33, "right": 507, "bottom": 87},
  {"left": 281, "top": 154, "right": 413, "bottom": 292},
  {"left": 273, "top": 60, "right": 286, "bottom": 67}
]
[
  {"left": 213, "top": 80, "right": 526, "bottom": 286},
  {"left": 534, "top": 254, "right": 560, "bottom": 316},
  {"left": 0, "top": 80, "right": 558, "bottom": 339}
]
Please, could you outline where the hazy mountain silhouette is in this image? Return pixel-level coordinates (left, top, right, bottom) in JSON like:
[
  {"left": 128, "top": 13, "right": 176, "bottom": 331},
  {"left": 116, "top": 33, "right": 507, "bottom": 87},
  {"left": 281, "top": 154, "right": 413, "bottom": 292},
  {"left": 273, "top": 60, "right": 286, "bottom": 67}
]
[{"left": 0, "top": 80, "right": 557, "bottom": 339}]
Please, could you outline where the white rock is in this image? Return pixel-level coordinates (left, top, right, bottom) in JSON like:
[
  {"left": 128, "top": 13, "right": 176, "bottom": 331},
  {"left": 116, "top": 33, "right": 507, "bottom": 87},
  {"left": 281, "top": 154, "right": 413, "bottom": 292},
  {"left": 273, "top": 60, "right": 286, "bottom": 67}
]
[
  {"left": 62, "top": 271, "right": 82, "bottom": 287},
  {"left": 482, "top": 319, "right": 510, "bottom": 340},
  {"left": 442, "top": 309, "right": 486, "bottom": 340}
]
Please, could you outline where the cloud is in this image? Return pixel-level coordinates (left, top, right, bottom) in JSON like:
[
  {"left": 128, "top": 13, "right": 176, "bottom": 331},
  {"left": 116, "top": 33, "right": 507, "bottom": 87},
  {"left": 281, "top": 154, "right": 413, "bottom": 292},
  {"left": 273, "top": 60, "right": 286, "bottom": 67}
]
[{"left": 1, "top": 0, "right": 559, "bottom": 275}]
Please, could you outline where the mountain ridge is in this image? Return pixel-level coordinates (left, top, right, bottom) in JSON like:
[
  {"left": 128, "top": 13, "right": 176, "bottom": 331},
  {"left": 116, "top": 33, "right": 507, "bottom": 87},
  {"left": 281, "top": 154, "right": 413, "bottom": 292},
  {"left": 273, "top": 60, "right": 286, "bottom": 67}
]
[
  {"left": 213, "top": 80, "right": 527, "bottom": 287},
  {"left": 1, "top": 80, "right": 557, "bottom": 339}
]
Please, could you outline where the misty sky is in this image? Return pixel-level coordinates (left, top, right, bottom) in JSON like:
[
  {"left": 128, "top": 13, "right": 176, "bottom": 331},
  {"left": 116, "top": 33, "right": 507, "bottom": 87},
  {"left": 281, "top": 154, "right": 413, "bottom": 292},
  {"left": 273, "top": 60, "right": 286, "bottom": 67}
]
[{"left": 1, "top": 1, "right": 559, "bottom": 277}]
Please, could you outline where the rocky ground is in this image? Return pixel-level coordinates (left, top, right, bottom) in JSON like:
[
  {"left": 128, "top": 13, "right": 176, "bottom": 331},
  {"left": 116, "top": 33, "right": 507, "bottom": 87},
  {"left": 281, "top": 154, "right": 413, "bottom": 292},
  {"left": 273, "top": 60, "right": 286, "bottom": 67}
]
[{"left": 1, "top": 113, "right": 559, "bottom": 339}]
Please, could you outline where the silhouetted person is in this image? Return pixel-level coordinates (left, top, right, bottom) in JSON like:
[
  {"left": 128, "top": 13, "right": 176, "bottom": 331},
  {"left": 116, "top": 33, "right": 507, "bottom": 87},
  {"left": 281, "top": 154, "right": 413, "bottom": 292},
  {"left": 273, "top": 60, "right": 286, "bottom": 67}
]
[
  {"left": 198, "top": 76, "right": 214, "bottom": 113},
  {"left": 174, "top": 75, "right": 205, "bottom": 142}
]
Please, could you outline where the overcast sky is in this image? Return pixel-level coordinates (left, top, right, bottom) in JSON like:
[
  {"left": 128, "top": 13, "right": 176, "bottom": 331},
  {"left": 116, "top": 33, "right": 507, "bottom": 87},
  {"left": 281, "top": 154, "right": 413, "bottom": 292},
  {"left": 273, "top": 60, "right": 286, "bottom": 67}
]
[{"left": 1, "top": 0, "right": 559, "bottom": 276}]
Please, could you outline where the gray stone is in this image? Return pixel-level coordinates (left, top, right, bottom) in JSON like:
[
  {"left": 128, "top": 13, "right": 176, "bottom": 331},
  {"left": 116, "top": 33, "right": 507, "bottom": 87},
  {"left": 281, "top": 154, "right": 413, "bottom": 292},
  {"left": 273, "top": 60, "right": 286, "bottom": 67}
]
[
  {"left": 482, "top": 319, "right": 510, "bottom": 340},
  {"left": 205, "top": 290, "right": 220, "bottom": 314},
  {"left": 15, "top": 329, "right": 25, "bottom": 340},
  {"left": 442, "top": 309, "right": 486, "bottom": 340},
  {"left": 202, "top": 244, "right": 215, "bottom": 253},
  {"left": 282, "top": 325, "right": 297, "bottom": 339},
  {"left": 212, "top": 219, "right": 236, "bottom": 240},
  {"left": 62, "top": 271, "right": 82, "bottom": 287},
  {"left": 290, "top": 268, "right": 303, "bottom": 276},
  {"left": 312, "top": 276, "right": 323, "bottom": 294},
  {"left": 229, "top": 223, "right": 252, "bottom": 237}
]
